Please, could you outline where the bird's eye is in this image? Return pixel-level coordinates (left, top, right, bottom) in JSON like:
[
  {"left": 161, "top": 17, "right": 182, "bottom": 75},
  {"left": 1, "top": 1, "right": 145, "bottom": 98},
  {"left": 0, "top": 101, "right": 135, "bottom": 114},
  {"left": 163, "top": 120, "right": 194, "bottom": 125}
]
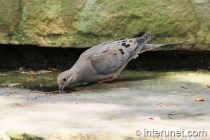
[{"left": 63, "top": 78, "right": 67, "bottom": 81}]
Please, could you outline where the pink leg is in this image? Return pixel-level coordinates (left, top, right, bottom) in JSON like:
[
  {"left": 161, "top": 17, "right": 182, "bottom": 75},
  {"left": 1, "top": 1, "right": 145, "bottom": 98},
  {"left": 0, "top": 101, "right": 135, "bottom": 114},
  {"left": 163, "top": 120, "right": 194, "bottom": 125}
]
[{"left": 98, "top": 77, "right": 117, "bottom": 83}]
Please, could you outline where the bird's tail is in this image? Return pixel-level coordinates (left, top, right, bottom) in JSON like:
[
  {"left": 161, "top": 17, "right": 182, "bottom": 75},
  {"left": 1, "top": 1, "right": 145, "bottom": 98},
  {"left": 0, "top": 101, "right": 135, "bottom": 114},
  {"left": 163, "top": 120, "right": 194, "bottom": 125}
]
[{"left": 139, "top": 40, "right": 188, "bottom": 53}]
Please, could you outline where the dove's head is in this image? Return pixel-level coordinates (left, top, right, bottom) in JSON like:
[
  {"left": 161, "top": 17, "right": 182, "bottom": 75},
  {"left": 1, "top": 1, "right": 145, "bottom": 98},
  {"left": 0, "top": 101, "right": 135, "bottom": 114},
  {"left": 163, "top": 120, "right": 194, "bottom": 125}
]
[{"left": 57, "top": 70, "right": 76, "bottom": 93}]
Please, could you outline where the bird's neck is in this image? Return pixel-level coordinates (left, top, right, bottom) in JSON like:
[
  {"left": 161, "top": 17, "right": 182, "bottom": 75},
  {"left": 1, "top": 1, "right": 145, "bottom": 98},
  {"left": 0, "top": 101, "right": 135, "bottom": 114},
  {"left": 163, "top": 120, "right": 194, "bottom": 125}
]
[{"left": 68, "top": 67, "right": 80, "bottom": 83}]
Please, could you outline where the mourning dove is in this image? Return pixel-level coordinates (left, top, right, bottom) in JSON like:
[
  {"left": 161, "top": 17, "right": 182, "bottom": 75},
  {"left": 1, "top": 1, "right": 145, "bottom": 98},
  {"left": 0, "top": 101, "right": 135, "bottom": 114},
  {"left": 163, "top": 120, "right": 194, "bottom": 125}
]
[{"left": 57, "top": 32, "right": 185, "bottom": 92}]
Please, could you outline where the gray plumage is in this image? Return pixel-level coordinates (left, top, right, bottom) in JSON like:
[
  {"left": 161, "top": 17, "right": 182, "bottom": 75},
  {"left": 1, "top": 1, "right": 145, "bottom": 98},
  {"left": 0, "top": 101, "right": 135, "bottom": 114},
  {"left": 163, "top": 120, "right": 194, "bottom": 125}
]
[{"left": 57, "top": 33, "right": 186, "bottom": 92}]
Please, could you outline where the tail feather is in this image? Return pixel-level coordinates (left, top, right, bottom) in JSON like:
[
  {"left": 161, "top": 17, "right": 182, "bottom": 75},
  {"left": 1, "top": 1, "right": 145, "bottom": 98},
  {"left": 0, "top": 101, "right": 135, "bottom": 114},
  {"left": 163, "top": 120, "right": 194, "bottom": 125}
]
[{"left": 140, "top": 40, "right": 188, "bottom": 53}]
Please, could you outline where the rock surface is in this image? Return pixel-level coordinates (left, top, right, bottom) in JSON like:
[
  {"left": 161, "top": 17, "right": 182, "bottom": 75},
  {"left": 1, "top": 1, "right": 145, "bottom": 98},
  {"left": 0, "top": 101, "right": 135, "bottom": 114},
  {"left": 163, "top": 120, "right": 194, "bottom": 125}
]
[
  {"left": 0, "top": 70, "right": 210, "bottom": 140},
  {"left": 0, "top": 0, "right": 210, "bottom": 50}
]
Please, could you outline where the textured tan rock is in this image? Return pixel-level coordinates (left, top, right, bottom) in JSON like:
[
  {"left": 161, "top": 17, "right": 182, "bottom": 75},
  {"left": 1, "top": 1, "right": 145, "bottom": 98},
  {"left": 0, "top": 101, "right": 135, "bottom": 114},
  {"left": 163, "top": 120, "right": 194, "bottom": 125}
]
[{"left": 0, "top": 0, "right": 210, "bottom": 50}]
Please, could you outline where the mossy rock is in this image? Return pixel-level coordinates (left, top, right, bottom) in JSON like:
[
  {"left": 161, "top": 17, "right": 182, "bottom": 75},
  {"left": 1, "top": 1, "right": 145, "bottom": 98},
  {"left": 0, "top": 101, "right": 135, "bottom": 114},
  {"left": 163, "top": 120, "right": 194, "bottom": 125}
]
[
  {"left": 0, "top": 0, "right": 210, "bottom": 50},
  {"left": 7, "top": 131, "right": 45, "bottom": 140}
]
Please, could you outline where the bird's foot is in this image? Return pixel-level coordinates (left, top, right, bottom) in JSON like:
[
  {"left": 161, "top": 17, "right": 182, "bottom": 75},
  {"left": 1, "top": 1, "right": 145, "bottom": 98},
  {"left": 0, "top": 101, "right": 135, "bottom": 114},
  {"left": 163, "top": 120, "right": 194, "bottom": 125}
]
[{"left": 98, "top": 77, "right": 117, "bottom": 83}]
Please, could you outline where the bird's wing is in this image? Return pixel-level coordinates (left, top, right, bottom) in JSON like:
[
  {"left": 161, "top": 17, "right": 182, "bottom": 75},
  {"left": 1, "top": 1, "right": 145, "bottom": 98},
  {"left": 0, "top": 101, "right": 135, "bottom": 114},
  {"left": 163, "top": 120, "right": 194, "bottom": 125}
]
[{"left": 87, "top": 33, "right": 151, "bottom": 75}]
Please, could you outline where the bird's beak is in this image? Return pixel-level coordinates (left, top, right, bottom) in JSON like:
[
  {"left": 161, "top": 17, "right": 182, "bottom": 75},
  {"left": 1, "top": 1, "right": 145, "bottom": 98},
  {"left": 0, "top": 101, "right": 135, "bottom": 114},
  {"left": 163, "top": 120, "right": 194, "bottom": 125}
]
[{"left": 59, "top": 85, "right": 63, "bottom": 93}]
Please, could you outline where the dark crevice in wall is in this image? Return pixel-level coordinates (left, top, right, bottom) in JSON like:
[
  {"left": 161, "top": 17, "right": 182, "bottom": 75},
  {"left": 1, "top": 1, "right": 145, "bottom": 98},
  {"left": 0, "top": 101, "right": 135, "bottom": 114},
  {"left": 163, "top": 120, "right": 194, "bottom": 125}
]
[{"left": 0, "top": 44, "right": 210, "bottom": 71}]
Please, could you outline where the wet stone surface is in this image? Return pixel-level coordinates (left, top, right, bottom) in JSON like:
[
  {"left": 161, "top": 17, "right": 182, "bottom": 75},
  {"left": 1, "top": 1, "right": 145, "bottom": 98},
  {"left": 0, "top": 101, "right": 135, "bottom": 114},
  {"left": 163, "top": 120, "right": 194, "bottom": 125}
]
[{"left": 0, "top": 70, "right": 210, "bottom": 139}]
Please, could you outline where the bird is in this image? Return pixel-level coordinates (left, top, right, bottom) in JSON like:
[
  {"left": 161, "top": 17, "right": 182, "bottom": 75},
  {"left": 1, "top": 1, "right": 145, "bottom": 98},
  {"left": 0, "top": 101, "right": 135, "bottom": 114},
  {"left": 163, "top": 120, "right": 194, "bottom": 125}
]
[{"left": 57, "top": 32, "right": 186, "bottom": 92}]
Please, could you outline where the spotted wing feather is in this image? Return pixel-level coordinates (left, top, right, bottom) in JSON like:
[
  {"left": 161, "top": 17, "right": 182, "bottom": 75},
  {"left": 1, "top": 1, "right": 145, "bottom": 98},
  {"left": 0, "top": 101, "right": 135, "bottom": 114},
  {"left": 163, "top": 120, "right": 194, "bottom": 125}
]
[{"left": 89, "top": 33, "right": 151, "bottom": 75}]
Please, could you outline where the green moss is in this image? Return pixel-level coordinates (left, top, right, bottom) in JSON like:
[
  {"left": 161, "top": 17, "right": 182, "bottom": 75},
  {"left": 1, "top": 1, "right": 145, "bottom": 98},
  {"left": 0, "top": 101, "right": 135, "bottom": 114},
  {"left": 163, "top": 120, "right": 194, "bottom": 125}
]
[
  {"left": 0, "top": 0, "right": 21, "bottom": 35},
  {"left": 7, "top": 131, "right": 45, "bottom": 140},
  {"left": 0, "top": 0, "right": 210, "bottom": 50},
  {"left": 72, "top": 0, "right": 197, "bottom": 47}
]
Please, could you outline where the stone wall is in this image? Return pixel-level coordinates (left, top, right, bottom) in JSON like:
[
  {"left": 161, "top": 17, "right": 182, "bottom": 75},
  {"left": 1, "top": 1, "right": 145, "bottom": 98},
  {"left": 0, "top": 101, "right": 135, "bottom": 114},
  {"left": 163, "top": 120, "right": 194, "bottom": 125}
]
[{"left": 0, "top": 0, "right": 210, "bottom": 50}]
